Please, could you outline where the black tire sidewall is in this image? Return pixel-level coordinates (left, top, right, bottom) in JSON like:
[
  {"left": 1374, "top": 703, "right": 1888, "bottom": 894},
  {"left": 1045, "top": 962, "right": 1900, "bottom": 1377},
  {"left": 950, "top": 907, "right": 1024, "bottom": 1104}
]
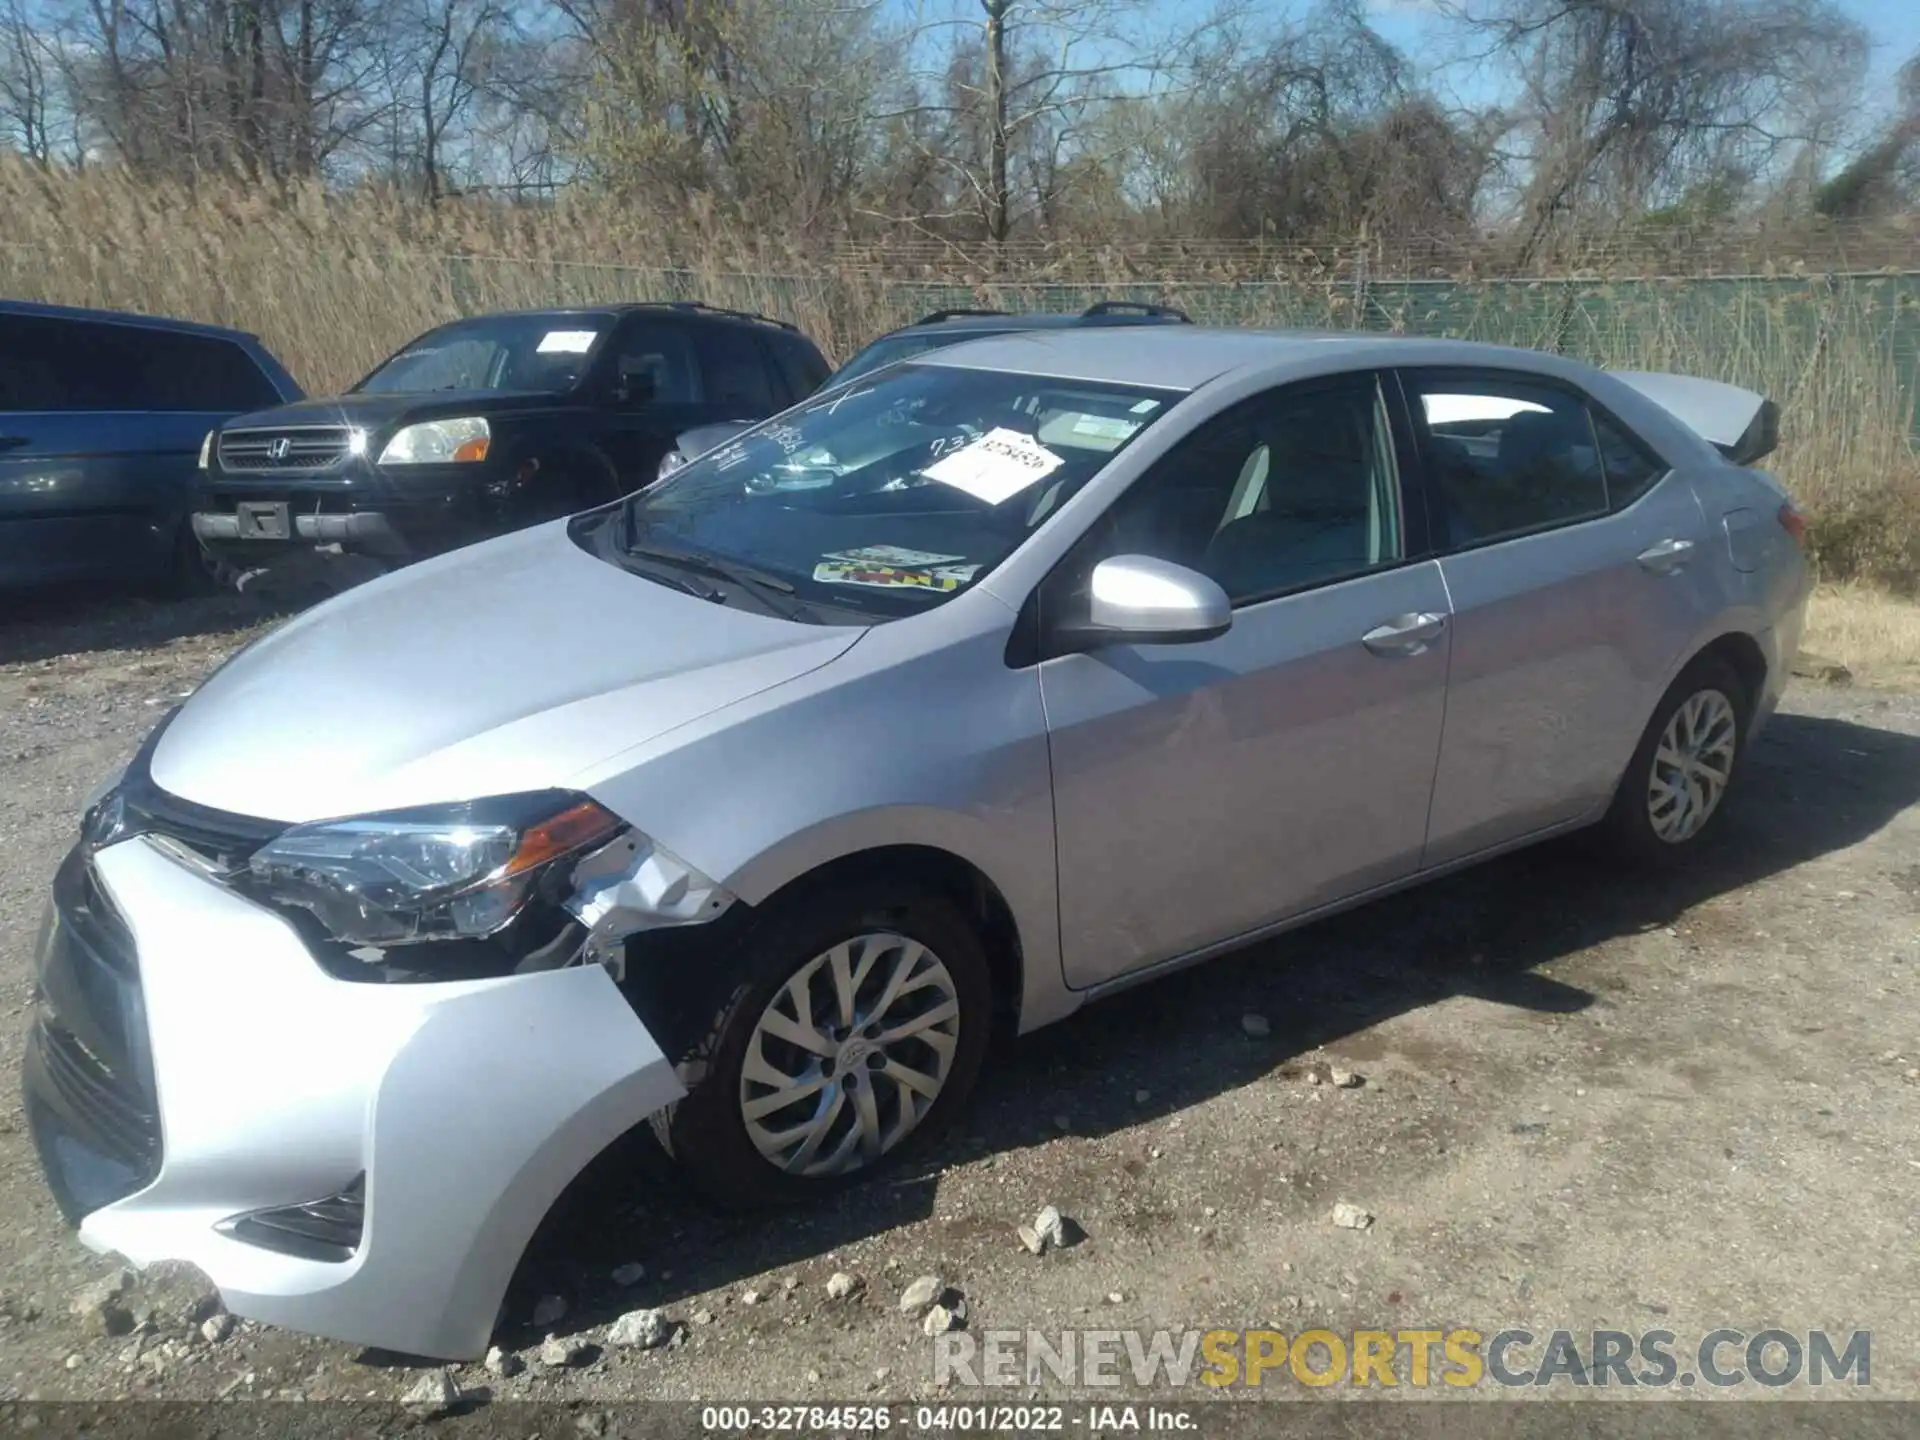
[
  {"left": 655, "top": 884, "right": 994, "bottom": 1207},
  {"left": 1603, "top": 655, "right": 1750, "bottom": 863}
]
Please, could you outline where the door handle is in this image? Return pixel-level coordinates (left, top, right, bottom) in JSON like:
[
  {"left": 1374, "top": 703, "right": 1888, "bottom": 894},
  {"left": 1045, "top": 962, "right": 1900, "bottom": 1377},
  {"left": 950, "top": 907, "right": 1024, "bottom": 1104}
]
[
  {"left": 1636, "top": 537, "right": 1695, "bottom": 574},
  {"left": 1362, "top": 611, "right": 1448, "bottom": 656}
]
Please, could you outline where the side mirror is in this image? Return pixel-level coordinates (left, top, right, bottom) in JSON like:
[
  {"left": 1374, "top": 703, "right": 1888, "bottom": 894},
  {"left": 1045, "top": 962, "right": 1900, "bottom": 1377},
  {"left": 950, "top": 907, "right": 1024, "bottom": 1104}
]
[
  {"left": 1052, "top": 555, "right": 1232, "bottom": 652},
  {"left": 615, "top": 369, "right": 658, "bottom": 408}
]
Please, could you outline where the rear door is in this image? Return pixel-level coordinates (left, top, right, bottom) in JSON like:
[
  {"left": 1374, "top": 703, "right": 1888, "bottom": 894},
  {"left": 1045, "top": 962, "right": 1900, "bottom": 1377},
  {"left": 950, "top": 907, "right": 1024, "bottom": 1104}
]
[
  {"left": 1400, "top": 367, "right": 1719, "bottom": 867},
  {"left": 592, "top": 316, "right": 789, "bottom": 488},
  {"left": 0, "top": 313, "right": 284, "bottom": 587}
]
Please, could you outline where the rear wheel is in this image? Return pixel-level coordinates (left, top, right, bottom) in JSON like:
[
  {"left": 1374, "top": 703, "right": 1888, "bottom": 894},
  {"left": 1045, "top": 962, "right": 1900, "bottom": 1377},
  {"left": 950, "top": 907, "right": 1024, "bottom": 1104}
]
[
  {"left": 1600, "top": 655, "right": 1749, "bottom": 864},
  {"left": 651, "top": 885, "right": 992, "bottom": 1207}
]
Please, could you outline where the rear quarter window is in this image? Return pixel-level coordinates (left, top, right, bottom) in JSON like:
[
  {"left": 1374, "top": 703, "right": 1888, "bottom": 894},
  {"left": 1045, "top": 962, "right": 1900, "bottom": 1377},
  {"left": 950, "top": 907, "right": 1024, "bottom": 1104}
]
[{"left": 0, "top": 314, "right": 281, "bottom": 412}]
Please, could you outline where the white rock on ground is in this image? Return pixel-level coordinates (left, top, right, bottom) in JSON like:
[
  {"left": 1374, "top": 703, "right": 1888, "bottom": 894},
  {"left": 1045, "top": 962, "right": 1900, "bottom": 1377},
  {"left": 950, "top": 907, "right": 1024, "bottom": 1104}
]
[
  {"left": 1016, "top": 1225, "right": 1045, "bottom": 1256},
  {"left": 485, "top": 1345, "right": 523, "bottom": 1378},
  {"left": 70, "top": 1270, "right": 133, "bottom": 1318},
  {"left": 898, "top": 1275, "right": 945, "bottom": 1315},
  {"left": 1330, "top": 1202, "right": 1375, "bottom": 1230},
  {"left": 403, "top": 1369, "right": 463, "bottom": 1415},
  {"left": 1330, "top": 1067, "right": 1364, "bottom": 1089},
  {"left": 922, "top": 1303, "right": 958, "bottom": 1337},
  {"left": 826, "top": 1272, "right": 861, "bottom": 1300},
  {"left": 607, "top": 1307, "right": 672, "bottom": 1350},
  {"left": 539, "top": 1333, "right": 591, "bottom": 1368},
  {"left": 199, "top": 1313, "right": 235, "bottom": 1344}
]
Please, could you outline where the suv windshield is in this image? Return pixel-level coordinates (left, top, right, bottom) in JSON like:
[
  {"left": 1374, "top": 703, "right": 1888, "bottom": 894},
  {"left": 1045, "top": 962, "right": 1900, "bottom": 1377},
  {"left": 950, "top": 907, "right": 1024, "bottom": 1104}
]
[
  {"left": 356, "top": 314, "right": 613, "bottom": 395},
  {"left": 620, "top": 362, "right": 1180, "bottom": 618}
]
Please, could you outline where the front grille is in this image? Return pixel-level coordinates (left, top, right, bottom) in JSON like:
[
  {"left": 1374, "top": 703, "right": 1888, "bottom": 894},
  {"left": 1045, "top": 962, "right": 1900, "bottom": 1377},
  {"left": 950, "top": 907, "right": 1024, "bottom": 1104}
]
[
  {"left": 31, "top": 1021, "right": 161, "bottom": 1179},
  {"left": 218, "top": 426, "right": 355, "bottom": 472}
]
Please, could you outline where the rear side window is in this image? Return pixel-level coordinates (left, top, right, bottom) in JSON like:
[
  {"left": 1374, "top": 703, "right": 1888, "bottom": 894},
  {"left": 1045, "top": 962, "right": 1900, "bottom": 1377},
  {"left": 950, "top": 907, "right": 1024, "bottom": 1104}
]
[
  {"left": 1403, "top": 371, "right": 1609, "bottom": 548},
  {"left": 693, "top": 325, "right": 777, "bottom": 413},
  {"left": 606, "top": 318, "right": 702, "bottom": 404},
  {"left": 1590, "top": 410, "right": 1667, "bottom": 509},
  {"left": 770, "top": 333, "right": 830, "bottom": 400},
  {"left": 0, "top": 314, "right": 280, "bottom": 412}
]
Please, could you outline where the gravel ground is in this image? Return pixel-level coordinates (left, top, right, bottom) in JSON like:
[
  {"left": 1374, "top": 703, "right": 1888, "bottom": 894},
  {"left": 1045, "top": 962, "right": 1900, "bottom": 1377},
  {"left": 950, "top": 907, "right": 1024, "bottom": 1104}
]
[{"left": 0, "top": 590, "right": 1917, "bottom": 1414}]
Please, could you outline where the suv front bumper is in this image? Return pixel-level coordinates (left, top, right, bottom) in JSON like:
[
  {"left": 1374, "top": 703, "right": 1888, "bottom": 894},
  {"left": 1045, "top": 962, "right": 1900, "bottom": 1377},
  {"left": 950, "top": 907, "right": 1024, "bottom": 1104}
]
[{"left": 22, "top": 835, "right": 684, "bottom": 1360}]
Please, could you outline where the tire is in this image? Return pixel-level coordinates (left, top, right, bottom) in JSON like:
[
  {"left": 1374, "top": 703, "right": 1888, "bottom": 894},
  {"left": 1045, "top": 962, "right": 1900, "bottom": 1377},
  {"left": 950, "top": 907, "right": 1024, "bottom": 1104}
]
[
  {"left": 650, "top": 884, "right": 993, "bottom": 1208},
  {"left": 1599, "top": 654, "right": 1750, "bottom": 865},
  {"left": 168, "top": 520, "right": 239, "bottom": 597}
]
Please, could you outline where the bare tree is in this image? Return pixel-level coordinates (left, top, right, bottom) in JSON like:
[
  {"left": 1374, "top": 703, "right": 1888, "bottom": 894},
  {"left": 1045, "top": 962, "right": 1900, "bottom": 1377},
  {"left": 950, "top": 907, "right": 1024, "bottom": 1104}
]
[{"left": 1439, "top": 0, "right": 1869, "bottom": 257}]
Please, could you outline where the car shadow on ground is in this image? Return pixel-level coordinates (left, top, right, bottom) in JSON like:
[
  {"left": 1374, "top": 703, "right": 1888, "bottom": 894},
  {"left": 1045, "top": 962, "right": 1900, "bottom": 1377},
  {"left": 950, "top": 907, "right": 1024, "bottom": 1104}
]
[
  {"left": 0, "top": 590, "right": 293, "bottom": 666},
  {"left": 483, "top": 704, "right": 1920, "bottom": 1353}
]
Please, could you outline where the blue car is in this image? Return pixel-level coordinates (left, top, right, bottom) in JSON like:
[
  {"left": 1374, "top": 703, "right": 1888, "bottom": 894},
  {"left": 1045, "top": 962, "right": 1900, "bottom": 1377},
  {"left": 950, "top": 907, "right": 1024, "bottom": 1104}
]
[{"left": 0, "top": 301, "right": 303, "bottom": 593}]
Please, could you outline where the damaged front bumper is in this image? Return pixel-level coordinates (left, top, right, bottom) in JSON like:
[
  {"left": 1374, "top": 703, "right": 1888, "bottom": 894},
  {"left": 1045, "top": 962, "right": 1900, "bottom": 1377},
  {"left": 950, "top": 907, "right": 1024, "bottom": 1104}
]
[{"left": 22, "top": 834, "right": 685, "bottom": 1360}]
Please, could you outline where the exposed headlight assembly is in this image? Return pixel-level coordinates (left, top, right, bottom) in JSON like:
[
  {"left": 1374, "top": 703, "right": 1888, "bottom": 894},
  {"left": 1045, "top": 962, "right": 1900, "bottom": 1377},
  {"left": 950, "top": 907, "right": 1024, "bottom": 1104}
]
[
  {"left": 247, "top": 791, "right": 619, "bottom": 946},
  {"left": 377, "top": 417, "right": 490, "bottom": 465}
]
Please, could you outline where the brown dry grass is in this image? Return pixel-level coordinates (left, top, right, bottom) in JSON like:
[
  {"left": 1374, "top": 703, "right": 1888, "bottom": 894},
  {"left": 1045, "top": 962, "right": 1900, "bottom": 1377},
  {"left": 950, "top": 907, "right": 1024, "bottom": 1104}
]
[
  {"left": 4, "top": 161, "right": 1918, "bottom": 588},
  {"left": 1802, "top": 582, "right": 1920, "bottom": 688}
]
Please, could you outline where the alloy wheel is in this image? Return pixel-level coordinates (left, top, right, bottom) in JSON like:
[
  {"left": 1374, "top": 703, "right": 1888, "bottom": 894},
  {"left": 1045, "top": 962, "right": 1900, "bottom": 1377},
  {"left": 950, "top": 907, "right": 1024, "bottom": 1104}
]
[
  {"left": 1646, "top": 688, "right": 1737, "bottom": 844},
  {"left": 738, "top": 932, "right": 962, "bottom": 1177}
]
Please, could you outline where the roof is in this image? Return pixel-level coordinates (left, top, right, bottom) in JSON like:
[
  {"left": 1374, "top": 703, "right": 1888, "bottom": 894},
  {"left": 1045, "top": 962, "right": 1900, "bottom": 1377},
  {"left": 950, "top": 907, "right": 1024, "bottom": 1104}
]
[
  {"left": 457, "top": 300, "right": 800, "bottom": 332},
  {"left": 912, "top": 326, "right": 1597, "bottom": 392},
  {"left": 0, "top": 297, "right": 261, "bottom": 342},
  {"left": 894, "top": 302, "right": 1190, "bottom": 334}
]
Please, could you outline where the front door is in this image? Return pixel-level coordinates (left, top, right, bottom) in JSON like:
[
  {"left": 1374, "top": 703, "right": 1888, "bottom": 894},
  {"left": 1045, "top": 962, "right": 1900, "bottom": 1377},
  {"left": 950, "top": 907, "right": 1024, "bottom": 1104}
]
[{"left": 1038, "top": 373, "right": 1453, "bottom": 989}]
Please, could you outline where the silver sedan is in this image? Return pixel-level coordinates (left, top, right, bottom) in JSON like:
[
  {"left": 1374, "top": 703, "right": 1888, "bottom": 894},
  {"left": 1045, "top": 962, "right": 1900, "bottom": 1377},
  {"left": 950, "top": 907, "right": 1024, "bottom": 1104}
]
[{"left": 22, "top": 329, "right": 1809, "bottom": 1358}]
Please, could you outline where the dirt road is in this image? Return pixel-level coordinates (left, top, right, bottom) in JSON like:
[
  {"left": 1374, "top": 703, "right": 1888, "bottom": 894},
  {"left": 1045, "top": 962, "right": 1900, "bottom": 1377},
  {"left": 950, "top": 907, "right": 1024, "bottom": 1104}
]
[{"left": 0, "top": 593, "right": 1915, "bottom": 1412}]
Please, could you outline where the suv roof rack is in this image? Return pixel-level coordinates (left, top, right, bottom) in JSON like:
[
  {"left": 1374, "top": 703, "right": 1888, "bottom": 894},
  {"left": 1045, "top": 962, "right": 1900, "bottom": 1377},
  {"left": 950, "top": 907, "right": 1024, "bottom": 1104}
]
[
  {"left": 1081, "top": 300, "right": 1192, "bottom": 322},
  {"left": 634, "top": 300, "right": 800, "bottom": 333},
  {"left": 916, "top": 308, "right": 1009, "bottom": 324}
]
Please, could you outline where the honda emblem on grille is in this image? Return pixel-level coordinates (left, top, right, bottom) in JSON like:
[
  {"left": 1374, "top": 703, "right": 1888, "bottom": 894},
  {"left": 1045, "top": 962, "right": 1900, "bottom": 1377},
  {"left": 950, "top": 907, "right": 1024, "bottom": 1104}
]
[{"left": 267, "top": 437, "right": 293, "bottom": 462}]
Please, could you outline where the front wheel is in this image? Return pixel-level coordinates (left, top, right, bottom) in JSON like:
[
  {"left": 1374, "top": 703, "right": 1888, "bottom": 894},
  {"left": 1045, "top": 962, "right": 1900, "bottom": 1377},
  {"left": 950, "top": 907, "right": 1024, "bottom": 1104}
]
[
  {"left": 651, "top": 885, "right": 993, "bottom": 1207},
  {"left": 1599, "top": 655, "right": 1748, "bottom": 864}
]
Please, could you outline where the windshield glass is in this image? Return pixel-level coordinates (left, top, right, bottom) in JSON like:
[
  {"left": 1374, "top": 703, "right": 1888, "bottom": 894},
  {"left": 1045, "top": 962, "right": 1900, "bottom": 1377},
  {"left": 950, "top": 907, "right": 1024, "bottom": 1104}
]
[
  {"left": 356, "top": 314, "right": 612, "bottom": 395},
  {"left": 829, "top": 328, "right": 1018, "bottom": 386},
  {"left": 624, "top": 363, "right": 1180, "bottom": 618}
]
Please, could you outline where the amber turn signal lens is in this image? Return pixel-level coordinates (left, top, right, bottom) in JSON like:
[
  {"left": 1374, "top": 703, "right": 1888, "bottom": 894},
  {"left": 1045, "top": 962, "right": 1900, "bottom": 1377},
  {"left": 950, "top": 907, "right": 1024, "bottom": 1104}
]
[
  {"left": 501, "top": 801, "right": 622, "bottom": 878},
  {"left": 453, "top": 436, "right": 491, "bottom": 463},
  {"left": 1777, "top": 501, "right": 1807, "bottom": 549}
]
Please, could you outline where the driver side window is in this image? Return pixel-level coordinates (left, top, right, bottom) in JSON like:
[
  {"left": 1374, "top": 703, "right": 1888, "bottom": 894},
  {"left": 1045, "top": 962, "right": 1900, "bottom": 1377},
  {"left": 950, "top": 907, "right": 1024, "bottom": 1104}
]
[{"left": 1080, "top": 374, "right": 1404, "bottom": 606}]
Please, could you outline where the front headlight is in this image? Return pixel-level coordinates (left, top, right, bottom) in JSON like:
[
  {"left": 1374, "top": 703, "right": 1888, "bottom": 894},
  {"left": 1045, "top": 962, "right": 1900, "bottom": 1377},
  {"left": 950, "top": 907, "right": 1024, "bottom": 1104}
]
[
  {"left": 247, "top": 791, "right": 620, "bottom": 946},
  {"left": 198, "top": 431, "right": 214, "bottom": 469},
  {"left": 377, "top": 417, "right": 490, "bottom": 466}
]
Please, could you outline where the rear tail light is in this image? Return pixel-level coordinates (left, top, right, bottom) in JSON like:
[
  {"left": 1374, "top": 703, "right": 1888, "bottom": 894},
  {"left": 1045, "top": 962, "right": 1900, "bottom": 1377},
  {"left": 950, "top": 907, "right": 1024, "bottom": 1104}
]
[{"left": 1778, "top": 501, "right": 1807, "bottom": 549}]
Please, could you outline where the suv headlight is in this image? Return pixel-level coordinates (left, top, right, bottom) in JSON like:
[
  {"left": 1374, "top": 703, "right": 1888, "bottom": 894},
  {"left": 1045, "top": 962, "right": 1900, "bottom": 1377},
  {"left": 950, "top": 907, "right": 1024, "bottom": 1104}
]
[
  {"left": 247, "top": 791, "right": 620, "bottom": 946},
  {"left": 377, "top": 417, "right": 490, "bottom": 466}
]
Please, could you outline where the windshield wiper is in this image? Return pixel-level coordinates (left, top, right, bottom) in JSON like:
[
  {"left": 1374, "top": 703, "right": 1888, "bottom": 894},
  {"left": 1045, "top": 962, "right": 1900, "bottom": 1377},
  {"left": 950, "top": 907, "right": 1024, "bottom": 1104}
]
[{"left": 623, "top": 539, "right": 815, "bottom": 622}]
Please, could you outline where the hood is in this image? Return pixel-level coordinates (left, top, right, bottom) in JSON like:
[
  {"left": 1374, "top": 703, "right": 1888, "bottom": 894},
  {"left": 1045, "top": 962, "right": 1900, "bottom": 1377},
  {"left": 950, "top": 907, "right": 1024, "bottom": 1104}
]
[
  {"left": 219, "top": 390, "right": 558, "bottom": 432},
  {"left": 150, "top": 522, "right": 864, "bottom": 822}
]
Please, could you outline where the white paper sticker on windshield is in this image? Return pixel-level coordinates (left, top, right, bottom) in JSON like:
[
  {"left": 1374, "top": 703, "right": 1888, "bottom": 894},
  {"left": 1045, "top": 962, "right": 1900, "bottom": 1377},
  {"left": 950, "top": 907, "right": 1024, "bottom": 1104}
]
[
  {"left": 536, "top": 329, "right": 598, "bottom": 355},
  {"left": 921, "top": 428, "right": 1063, "bottom": 505},
  {"left": 823, "top": 545, "right": 964, "bottom": 568}
]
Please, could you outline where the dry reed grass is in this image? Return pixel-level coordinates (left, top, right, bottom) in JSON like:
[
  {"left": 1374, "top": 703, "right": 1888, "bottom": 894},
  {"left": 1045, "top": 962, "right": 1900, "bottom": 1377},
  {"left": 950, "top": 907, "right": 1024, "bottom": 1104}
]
[
  {"left": 1803, "top": 582, "right": 1920, "bottom": 687},
  {"left": 4, "top": 160, "right": 1917, "bottom": 587}
]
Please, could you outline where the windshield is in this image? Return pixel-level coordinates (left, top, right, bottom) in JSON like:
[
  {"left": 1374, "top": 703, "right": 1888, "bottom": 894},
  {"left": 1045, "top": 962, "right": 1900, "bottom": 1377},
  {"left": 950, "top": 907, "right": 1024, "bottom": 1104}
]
[
  {"left": 622, "top": 363, "right": 1180, "bottom": 619},
  {"left": 829, "top": 328, "right": 1020, "bottom": 386},
  {"left": 355, "top": 314, "right": 613, "bottom": 395}
]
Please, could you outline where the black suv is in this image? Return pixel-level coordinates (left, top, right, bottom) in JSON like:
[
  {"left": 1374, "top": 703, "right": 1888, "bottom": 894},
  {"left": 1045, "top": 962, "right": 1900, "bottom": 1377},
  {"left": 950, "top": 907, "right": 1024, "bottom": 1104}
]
[
  {"left": 193, "top": 302, "right": 830, "bottom": 570},
  {"left": 663, "top": 300, "right": 1191, "bottom": 476}
]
